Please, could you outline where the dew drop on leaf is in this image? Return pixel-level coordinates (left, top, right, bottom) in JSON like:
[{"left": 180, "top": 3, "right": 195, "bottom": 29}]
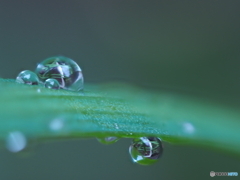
[
  {"left": 97, "top": 137, "right": 120, "bottom": 145},
  {"left": 49, "top": 118, "right": 64, "bottom": 131},
  {"left": 44, "top": 78, "right": 60, "bottom": 90},
  {"left": 6, "top": 131, "right": 27, "bottom": 153},
  {"left": 129, "top": 137, "right": 163, "bottom": 165},
  {"left": 35, "top": 56, "right": 84, "bottom": 91},
  {"left": 16, "top": 70, "right": 39, "bottom": 85},
  {"left": 37, "top": 88, "right": 41, "bottom": 93}
]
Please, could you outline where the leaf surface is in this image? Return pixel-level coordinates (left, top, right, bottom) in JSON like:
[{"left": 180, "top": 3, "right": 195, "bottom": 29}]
[{"left": 0, "top": 78, "right": 239, "bottom": 155}]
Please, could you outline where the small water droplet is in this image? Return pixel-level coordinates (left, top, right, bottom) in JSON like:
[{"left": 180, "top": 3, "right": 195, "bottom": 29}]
[
  {"left": 114, "top": 123, "right": 119, "bottom": 129},
  {"left": 44, "top": 78, "right": 60, "bottom": 89},
  {"left": 16, "top": 70, "right": 39, "bottom": 85},
  {"left": 97, "top": 137, "right": 120, "bottom": 145},
  {"left": 183, "top": 122, "right": 195, "bottom": 134},
  {"left": 129, "top": 137, "right": 163, "bottom": 165},
  {"left": 6, "top": 131, "right": 27, "bottom": 153},
  {"left": 35, "top": 56, "right": 84, "bottom": 91},
  {"left": 49, "top": 118, "right": 64, "bottom": 131}
]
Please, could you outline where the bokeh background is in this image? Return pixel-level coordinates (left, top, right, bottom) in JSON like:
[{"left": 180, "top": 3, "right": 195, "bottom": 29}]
[{"left": 0, "top": 1, "right": 239, "bottom": 179}]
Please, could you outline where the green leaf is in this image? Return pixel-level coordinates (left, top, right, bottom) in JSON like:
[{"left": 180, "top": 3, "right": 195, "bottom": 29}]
[{"left": 0, "top": 78, "right": 239, "bottom": 156}]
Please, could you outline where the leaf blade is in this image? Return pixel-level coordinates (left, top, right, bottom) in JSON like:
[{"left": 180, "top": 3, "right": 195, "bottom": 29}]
[{"left": 0, "top": 78, "right": 239, "bottom": 156}]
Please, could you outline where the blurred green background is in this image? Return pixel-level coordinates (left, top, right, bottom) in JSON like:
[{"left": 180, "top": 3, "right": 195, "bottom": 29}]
[{"left": 0, "top": 0, "right": 239, "bottom": 179}]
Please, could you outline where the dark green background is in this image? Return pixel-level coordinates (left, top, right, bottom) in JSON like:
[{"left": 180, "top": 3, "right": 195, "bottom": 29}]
[{"left": 0, "top": 1, "right": 239, "bottom": 179}]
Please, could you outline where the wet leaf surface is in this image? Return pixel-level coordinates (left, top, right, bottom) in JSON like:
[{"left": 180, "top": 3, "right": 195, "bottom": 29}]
[{"left": 0, "top": 78, "right": 239, "bottom": 156}]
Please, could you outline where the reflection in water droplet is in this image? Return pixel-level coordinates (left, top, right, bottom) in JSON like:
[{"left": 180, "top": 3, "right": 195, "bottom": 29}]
[
  {"left": 97, "top": 137, "right": 119, "bottom": 145},
  {"left": 35, "top": 56, "right": 84, "bottom": 91},
  {"left": 129, "top": 137, "right": 163, "bottom": 165},
  {"left": 44, "top": 78, "right": 60, "bottom": 89},
  {"left": 49, "top": 118, "right": 64, "bottom": 131},
  {"left": 16, "top": 70, "right": 39, "bottom": 85},
  {"left": 6, "top": 131, "right": 27, "bottom": 153}
]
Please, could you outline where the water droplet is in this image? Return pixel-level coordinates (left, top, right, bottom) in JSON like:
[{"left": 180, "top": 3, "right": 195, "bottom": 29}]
[
  {"left": 97, "top": 137, "right": 119, "bottom": 145},
  {"left": 44, "top": 78, "right": 60, "bottom": 90},
  {"left": 6, "top": 131, "right": 27, "bottom": 153},
  {"left": 16, "top": 70, "right": 39, "bottom": 85},
  {"left": 35, "top": 56, "right": 84, "bottom": 91},
  {"left": 183, "top": 122, "right": 195, "bottom": 134},
  {"left": 37, "top": 88, "right": 41, "bottom": 93},
  {"left": 49, "top": 118, "right": 64, "bottom": 131},
  {"left": 114, "top": 123, "right": 119, "bottom": 129},
  {"left": 129, "top": 137, "right": 163, "bottom": 165}
]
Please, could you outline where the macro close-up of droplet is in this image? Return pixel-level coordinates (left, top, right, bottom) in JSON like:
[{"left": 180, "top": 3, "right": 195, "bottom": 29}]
[
  {"left": 97, "top": 137, "right": 120, "bottom": 145},
  {"left": 44, "top": 78, "right": 60, "bottom": 90},
  {"left": 129, "top": 137, "right": 163, "bottom": 165},
  {"left": 6, "top": 131, "right": 27, "bottom": 153},
  {"left": 35, "top": 56, "right": 84, "bottom": 91},
  {"left": 16, "top": 70, "right": 39, "bottom": 85}
]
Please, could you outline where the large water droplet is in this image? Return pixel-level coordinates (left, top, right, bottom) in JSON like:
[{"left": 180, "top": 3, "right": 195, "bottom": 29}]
[
  {"left": 97, "top": 137, "right": 120, "bottom": 145},
  {"left": 35, "top": 56, "right": 84, "bottom": 91},
  {"left": 6, "top": 131, "right": 27, "bottom": 153},
  {"left": 16, "top": 70, "right": 39, "bottom": 85},
  {"left": 44, "top": 78, "right": 60, "bottom": 90},
  {"left": 129, "top": 137, "right": 163, "bottom": 165}
]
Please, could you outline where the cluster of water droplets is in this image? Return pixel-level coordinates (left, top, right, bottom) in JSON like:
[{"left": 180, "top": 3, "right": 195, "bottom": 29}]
[
  {"left": 10, "top": 56, "right": 83, "bottom": 155},
  {"left": 16, "top": 56, "right": 84, "bottom": 91},
  {"left": 14, "top": 57, "right": 164, "bottom": 165}
]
